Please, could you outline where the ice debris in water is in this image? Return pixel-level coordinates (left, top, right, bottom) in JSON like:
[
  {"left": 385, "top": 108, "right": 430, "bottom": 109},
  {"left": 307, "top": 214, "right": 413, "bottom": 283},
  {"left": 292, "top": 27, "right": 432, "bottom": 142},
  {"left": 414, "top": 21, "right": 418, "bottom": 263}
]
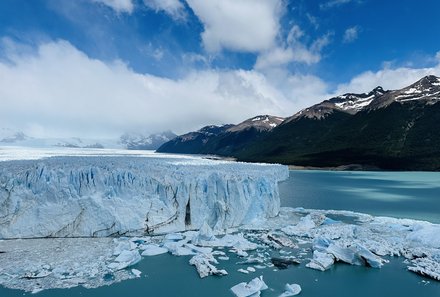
[
  {"left": 108, "top": 250, "right": 141, "bottom": 271},
  {"left": 140, "top": 244, "right": 168, "bottom": 256},
  {"left": 230, "top": 276, "right": 268, "bottom": 297},
  {"left": 279, "top": 283, "right": 302, "bottom": 296},
  {"left": 0, "top": 207, "right": 440, "bottom": 293},
  {"left": 189, "top": 253, "right": 228, "bottom": 278},
  {"left": 131, "top": 269, "right": 141, "bottom": 278}
]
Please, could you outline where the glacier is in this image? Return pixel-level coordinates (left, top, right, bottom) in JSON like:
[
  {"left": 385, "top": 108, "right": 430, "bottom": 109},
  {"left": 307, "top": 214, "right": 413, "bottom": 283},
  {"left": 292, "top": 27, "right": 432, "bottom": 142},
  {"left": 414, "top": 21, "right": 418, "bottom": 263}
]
[
  {"left": 0, "top": 154, "right": 288, "bottom": 239},
  {"left": 0, "top": 148, "right": 439, "bottom": 294}
]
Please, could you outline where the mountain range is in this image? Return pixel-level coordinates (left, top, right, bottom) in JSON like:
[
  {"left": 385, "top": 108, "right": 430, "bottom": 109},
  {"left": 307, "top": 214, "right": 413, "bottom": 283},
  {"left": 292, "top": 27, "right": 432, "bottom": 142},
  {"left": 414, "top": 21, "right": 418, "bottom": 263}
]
[
  {"left": 157, "top": 75, "right": 440, "bottom": 170},
  {"left": 0, "top": 129, "right": 176, "bottom": 151}
]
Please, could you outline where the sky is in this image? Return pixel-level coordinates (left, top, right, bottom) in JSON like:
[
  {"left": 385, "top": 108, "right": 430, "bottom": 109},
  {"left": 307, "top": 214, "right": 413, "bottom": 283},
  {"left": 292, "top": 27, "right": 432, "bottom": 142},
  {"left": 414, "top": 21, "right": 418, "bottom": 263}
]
[{"left": 0, "top": 0, "right": 439, "bottom": 138}]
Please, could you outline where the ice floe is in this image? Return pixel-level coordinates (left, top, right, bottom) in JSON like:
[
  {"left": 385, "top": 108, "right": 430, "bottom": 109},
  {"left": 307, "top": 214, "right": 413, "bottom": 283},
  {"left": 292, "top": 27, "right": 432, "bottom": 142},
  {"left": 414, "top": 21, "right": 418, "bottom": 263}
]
[
  {"left": 140, "top": 244, "right": 168, "bottom": 256},
  {"left": 279, "top": 283, "right": 302, "bottom": 296},
  {"left": 230, "top": 276, "right": 268, "bottom": 297}
]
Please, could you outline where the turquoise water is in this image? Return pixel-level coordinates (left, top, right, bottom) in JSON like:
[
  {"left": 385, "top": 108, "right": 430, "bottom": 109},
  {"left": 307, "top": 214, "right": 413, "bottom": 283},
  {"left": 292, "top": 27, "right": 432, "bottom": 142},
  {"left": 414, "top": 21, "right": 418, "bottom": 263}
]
[
  {"left": 1, "top": 252, "right": 439, "bottom": 297},
  {"left": 280, "top": 170, "right": 440, "bottom": 223},
  {"left": 1, "top": 170, "right": 440, "bottom": 296}
]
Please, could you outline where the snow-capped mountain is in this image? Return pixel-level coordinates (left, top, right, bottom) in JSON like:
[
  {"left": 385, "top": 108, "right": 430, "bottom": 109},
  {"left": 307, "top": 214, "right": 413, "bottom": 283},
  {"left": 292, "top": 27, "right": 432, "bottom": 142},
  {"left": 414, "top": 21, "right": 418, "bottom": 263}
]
[
  {"left": 290, "top": 75, "right": 440, "bottom": 121},
  {"left": 227, "top": 115, "right": 285, "bottom": 132},
  {"left": 119, "top": 131, "right": 177, "bottom": 150},
  {"left": 289, "top": 86, "right": 388, "bottom": 121},
  {"left": 157, "top": 115, "right": 284, "bottom": 155},
  {"left": 0, "top": 128, "right": 29, "bottom": 143},
  {"left": 0, "top": 128, "right": 177, "bottom": 151},
  {"left": 158, "top": 75, "right": 440, "bottom": 170},
  {"left": 368, "top": 75, "right": 440, "bottom": 109}
]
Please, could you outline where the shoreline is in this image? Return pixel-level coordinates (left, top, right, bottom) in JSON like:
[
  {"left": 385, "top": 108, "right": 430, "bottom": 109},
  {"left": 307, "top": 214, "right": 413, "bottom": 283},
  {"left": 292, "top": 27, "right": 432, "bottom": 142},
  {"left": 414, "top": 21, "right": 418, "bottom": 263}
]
[{"left": 288, "top": 164, "right": 383, "bottom": 171}]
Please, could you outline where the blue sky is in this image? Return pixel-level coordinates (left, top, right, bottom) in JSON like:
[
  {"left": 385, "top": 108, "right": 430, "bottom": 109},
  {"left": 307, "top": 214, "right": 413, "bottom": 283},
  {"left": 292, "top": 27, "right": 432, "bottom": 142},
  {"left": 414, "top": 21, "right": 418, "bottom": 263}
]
[{"left": 0, "top": 0, "right": 439, "bottom": 137}]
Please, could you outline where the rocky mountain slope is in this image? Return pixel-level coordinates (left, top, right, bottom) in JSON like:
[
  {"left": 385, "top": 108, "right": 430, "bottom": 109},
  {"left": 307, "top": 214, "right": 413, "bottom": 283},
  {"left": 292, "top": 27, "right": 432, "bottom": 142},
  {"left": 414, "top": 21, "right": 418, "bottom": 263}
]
[
  {"left": 159, "top": 75, "right": 440, "bottom": 170},
  {"left": 157, "top": 115, "right": 284, "bottom": 155}
]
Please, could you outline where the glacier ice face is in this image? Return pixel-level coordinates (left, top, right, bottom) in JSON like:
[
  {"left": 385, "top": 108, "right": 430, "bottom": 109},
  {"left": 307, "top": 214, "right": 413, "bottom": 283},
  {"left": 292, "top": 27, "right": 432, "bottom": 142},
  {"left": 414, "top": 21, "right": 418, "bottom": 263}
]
[{"left": 0, "top": 155, "right": 288, "bottom": 239}]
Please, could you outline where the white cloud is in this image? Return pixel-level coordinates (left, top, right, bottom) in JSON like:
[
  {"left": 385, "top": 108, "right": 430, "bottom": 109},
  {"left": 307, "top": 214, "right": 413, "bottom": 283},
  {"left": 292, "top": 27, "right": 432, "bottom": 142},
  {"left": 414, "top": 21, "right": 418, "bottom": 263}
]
[
  {"left": 3, "top": 40, "right": 437, "bottom": 139},
  {"left": 334, "top": 63, "right": 440, "bottom": 95},
  {"left": 255, "top": 26, "right": 332, "bottom": 69},
  {"left": 91, "top": 0, "right": 134, "bottom": 13},
  {"left": 306, "top": 13, "right": 319, "bottom": 30},
  {"left": 0, "top": 40, "right": 302, "bottom": 138},
  {"left": 343, "top": 26, "right": 359, "bottom": 43},
  {"left": 185, "top": 0, "right": 282, "bottom": 53},
  {"left": 143, "top": 0, "right": 186, "bottom": 20},
  {"left": 320, "top": 0, "right": 352, "bottom": 10}
]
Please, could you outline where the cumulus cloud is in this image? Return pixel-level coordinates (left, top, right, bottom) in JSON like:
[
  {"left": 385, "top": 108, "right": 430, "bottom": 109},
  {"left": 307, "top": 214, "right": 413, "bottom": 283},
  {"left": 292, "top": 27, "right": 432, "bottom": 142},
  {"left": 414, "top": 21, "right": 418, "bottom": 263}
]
[
  {"left": 3, "top": 39, "right": 436, "bottom": 139},
  {"left": 91, "top": 0, "right": 134, "bottom": 13},
  {"left": 143, "top": 0, "right": 186, "bottom": 20},
  {"left": 185, "top": 0, "right": 282, "bottom": 53},
  {"left": 255, "top": 26, "right": 332, "bottom": 69},
  {"left": 0, "top": 40, "right": 304, "bottom": 138},
  {"left": 334, "top": 62, "right": 440, "bottom": 95},
  {"left": 343, "top": 26, "right": 359, "bottom": 43}
]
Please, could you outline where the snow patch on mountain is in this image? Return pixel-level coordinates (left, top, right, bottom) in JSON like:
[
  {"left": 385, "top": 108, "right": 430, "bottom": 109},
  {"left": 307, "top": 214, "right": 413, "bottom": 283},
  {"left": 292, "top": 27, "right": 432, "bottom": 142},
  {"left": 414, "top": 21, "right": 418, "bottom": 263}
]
[
  {"left": 227, "top": 115, "right": 284, "bottom": 132},
  {"left": 0, "top": 128, "right": 29, "bottom": 144},
  {"left": 119, "top": 131, "right": 177, "bottom": 150}
]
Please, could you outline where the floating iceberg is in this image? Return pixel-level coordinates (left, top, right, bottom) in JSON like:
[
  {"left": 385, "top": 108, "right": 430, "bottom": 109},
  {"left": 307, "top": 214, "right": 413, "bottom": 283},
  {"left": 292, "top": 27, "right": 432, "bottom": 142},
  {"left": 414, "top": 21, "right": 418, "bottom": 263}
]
[
  {"left": 0, "top": 156, "right": 288, "bottom": 239},
  {"left": 230, "top": 276, "right": 268, "bottom": 297},
  {"left": 279, "top": 283, "right": 302, "bottom": 296},
  {"left": 140, "top": 244, "right": 168, "bottom": 256},
  {"left": 189, "top": 253, "right": 228, "bottom": 278}
]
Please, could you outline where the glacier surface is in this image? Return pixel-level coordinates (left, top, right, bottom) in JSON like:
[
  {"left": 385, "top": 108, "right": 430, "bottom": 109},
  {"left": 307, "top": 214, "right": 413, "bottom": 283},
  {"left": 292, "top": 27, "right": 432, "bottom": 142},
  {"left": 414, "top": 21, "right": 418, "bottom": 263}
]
[{"left": 0, "top": 154, "right": 288, "bottom": 239}]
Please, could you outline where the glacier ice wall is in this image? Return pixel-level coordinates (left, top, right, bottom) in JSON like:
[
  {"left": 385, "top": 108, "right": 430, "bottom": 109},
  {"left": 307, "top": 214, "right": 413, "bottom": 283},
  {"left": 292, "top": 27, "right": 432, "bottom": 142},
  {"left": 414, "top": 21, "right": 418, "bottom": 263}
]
[{"left": 0, "top": 156, "right": 288, "bottom": 239}]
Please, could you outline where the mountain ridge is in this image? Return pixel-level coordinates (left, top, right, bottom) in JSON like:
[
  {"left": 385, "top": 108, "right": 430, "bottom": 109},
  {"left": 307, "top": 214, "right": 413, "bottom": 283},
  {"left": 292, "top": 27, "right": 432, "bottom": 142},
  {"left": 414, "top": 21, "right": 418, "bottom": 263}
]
[{"left": 158, "top": 75, "right": 440, "bottom": 170}]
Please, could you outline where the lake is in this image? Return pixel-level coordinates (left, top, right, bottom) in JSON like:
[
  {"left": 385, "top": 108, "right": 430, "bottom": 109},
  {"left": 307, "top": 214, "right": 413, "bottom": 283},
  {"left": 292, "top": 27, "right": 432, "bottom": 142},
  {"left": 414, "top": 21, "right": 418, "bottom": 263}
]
[
  {"left": 280, "top": 170, "right": 440, "bottom": 224},
  {"left": 1, "top": 169, "right": 439, "bottom": 296}
]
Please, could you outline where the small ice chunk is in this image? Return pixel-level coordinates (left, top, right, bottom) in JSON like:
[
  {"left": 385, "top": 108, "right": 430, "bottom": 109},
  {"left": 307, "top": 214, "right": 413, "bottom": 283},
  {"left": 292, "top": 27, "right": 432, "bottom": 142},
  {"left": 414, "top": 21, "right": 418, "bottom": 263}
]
[
  {"left": 192, "top": 222, "right": 216, "bottom": 245},
  {"left": 279, "top": 283, "right": 302, "bottom": 296},
  {"left": 109, "top": 250, "right": 141, "bottom": 270},
  {"left": 113, "top": 240, "right": 131, "bottom": 256},
  {"left": 185, "top": 243, "right": 213, "bottom": 254},
  {"left": 247, "top": 267, "right": 256, "bottom": 272},
  {"left": 218, "top": 256, "right": 230, "bottom": 261},
  {"left": 165, "top": 233, "right": 184, "bottom": 241},
  {"left": 326, "top": 244, "right": 359, "bottom": 265},
  {"left": 230, "top": 276, "right": 268, "bottom": 297},
  {"left": 140, "top": 245, "right": 168, "bottom": 256},
  {"left": 115, "top": 250, "right": 141, "bottom": 264},
  {"left": 353, "top": 243, "right": 386, "bottom": 268},
  {"left": 238, "top": 268, "right": 249, "bottom": 274},
  {"left": 131, "top": 269, "right": 142, "bottom": 278},
  {"left": 189, "top": 253, "right": 228, "bottom": 278},
  {"left": 231, "top": 249, "right": 249, "bottom": 257},
  {"left": 163, "top": 240, "right": 195, "bottom": 256},
  {"left": 306, "top": 251, "right": 334, "bottom": 271}
]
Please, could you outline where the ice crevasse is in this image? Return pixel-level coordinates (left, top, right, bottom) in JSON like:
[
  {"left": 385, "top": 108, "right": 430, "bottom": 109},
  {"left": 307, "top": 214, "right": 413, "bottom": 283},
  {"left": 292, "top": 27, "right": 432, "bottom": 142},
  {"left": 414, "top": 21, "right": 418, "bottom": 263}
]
[{"left": 0, "top": 156, "right": 289, "bottom": 239}]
